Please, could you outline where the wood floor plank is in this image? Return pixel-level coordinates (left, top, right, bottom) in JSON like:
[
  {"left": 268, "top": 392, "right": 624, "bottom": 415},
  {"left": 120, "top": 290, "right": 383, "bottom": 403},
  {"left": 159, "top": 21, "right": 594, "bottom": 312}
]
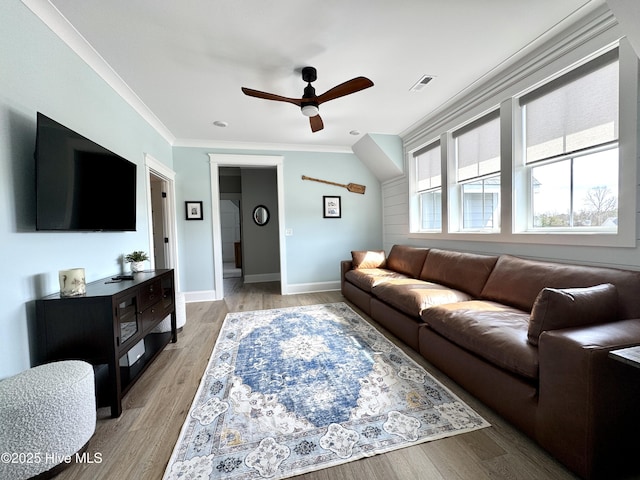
[{"left": 53, "top": 279, "right": 577, "bottom": 480}]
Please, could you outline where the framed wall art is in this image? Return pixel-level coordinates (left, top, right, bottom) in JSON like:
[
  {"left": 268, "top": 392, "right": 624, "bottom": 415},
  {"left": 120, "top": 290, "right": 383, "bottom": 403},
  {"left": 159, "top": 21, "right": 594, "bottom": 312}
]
[
  {"left": 185, "top": 201, "right": 203, "bottom": 220},
  {"left": 323, "top": 196, "right": 341, "bottom": 218}
]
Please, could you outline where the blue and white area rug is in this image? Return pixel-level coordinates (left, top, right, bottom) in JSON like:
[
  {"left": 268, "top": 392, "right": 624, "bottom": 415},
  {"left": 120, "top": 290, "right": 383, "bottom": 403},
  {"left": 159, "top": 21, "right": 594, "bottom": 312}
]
[{"left": 163, "top": 303, "right": 489, "bottom": 479}]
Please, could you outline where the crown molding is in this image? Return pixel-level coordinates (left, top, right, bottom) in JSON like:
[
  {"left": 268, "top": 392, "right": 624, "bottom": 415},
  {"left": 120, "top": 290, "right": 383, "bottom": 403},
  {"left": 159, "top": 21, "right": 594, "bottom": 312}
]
[
  {"left": 173, "top": 138, "right": 353, "bottom": 154},
  {"left": 402, "top": 3, "right": 620, "bottom": 150},
  {"left": 21, "top": 0, "right": 176, "bottom": 145}
]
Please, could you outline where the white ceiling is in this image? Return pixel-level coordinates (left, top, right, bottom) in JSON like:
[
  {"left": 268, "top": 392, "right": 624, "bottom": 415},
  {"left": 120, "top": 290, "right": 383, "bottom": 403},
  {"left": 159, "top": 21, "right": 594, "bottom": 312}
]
[{"left": 38, "top": 0, "right": 606, "bottom": 150}]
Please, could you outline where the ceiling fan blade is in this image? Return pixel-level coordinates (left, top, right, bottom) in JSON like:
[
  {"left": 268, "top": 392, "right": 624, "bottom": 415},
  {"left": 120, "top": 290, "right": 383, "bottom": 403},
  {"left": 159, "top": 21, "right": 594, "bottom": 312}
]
[
  {"left": 310, "top": 115, "right": 324, "bottom": 132},
  {"left": 241, "top": 87, "right": 302, "bottom": 106},
  {"left": 317, "top": 77, "right": 374, "bottom": 104}
]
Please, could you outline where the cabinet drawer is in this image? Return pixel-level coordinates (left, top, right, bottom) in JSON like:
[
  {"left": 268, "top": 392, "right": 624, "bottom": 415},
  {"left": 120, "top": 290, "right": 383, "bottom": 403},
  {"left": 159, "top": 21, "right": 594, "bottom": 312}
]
[
  {"left": 140, "top": 303, "right": 163, "bottom": 333},
  {"left": 139, "top": 280, "right": 162, "bottom": 311}
]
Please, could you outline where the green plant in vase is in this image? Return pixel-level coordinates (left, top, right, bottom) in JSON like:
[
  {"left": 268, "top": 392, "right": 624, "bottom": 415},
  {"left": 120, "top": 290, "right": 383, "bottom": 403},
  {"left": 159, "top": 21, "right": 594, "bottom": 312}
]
[{"left": 125, "top": 251, "right": 149, "bottom": 273}]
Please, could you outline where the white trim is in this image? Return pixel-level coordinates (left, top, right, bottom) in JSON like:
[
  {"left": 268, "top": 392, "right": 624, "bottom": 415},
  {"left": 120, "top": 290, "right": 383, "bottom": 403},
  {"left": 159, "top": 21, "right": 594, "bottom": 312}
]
[
  {"left": 285, "top": 281, "right": 341, "bottom": 295},
  {"left": 144, "top": 154, "right": 180, "bottom": 289},
  {"left": 21, "top": 0, "right": 175, "bottom": 145},
  {"left": 402, "top": 6, "right": 620, "bottom": 150},
  {"left": 183, "top": 290, "right": 217, "bottom": 303},
  {"left": 408, "top": 231, "right": 631, "bottom": 248},
  {"left": 209, "top": 154, "right": 287, "bottom": 299},
  {"left": 175, "top": 138, "right": 352, "bottom": 154}
]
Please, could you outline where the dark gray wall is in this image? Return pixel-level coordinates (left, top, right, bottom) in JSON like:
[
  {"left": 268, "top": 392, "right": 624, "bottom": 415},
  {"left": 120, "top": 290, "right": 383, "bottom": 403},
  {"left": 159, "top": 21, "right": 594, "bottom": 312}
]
[{"left": 241, "top": 168, "right": 280, "bottom": 278}]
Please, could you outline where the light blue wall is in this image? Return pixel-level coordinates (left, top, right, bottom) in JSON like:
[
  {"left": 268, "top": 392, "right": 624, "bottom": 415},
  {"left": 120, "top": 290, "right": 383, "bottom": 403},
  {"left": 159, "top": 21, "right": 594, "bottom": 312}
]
[
  {"left": 0, "top": 1, "right": 173, "bottom": 378},
  {"left": 173, "top": 147, "right": 383, "bottom": 292},
  {"left": 1, "top": 0, "right": 385, "bottom": 379},
  {"left": 283, "top": 151, "right": 383, "bottom": 284},
  {"left": 368, "top": 133, "right": 403, "bottom": 173}
]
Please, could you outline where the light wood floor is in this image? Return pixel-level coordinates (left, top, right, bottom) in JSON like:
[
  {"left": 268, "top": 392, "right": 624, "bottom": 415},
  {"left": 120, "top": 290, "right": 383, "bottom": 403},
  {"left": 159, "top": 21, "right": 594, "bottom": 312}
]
[{"left": 56, "top": 279, "right": 577, "bottom": 480}]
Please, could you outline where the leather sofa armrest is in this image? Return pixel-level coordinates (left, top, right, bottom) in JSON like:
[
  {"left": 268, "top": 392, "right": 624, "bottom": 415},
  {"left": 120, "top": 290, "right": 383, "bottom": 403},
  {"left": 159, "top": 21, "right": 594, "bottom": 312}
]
[
  {"left": 537, "top": 319, "right": 640, "bottom": 479},
  {"left": 340, "top": 260, "right": 353, "bottom": 292}
]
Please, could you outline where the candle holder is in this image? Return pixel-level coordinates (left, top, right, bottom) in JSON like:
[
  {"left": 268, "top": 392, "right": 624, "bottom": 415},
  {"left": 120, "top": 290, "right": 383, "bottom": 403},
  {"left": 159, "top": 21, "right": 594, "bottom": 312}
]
[{"left": 59, "top": 268, "right": 86, "bottom": 297}]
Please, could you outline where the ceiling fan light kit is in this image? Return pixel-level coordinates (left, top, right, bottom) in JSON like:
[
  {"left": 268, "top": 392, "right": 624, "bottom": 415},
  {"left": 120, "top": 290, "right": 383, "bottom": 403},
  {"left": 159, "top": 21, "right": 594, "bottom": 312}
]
[
  {"left": 301, "top": 104, "right": 319, "bottom": 117},
  {"left": 242, "top": 66, "right": 373, "bottom": 132}
]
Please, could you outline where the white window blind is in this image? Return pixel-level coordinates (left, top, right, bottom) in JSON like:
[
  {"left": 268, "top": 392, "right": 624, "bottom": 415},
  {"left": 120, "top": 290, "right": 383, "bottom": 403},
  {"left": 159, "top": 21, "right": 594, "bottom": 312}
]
[
  {"left": 521, "top": 49, "right": 618, "bottom": 164},
  {"left": 454, "top": 112, "right": 500, "bottom": 182},
  {"left": 415, "top": 143, "right": 441, "bottom": 191}
]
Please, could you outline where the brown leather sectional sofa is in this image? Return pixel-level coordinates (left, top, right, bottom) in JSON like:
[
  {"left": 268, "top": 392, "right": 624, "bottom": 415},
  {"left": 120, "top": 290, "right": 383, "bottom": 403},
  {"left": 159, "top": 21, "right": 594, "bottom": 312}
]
[{"left": 340, "top": 244, "right": 640, "bottom": 479}]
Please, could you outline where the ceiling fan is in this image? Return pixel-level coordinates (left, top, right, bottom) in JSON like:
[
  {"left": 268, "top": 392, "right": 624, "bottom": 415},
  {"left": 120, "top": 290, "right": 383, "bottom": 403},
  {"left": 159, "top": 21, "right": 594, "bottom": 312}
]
[{"left": 241, "top": 66, "right": 374, "bottom": 132}]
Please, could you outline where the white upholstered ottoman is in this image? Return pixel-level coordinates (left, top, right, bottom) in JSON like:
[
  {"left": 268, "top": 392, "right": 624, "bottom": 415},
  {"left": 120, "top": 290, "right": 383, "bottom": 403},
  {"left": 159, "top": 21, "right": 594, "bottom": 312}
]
[{"left": 0, "top": 360, "right": 96, "bottom": 480}]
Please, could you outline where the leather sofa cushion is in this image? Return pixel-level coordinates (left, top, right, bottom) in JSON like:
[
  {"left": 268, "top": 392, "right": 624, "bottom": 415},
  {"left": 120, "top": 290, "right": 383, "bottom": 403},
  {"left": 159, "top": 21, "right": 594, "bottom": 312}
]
[
  {"left": 385, "top": 245, "right": 428, "bottom": 278},
  {"left": 481, "top": 255, "right": 640, "bottom": 316},
  {"left": 420, "top": 249, "right": 498, "bottom": 297},
  {"left": 527, "top": 283, "right": 618, "bottom": 345},
  {"left": 344, "top": 268, "right": 408, "bottom": 293},
  {"left": 372, "top": 279, "right": 472, "bottom": 318},
  {"left": 351, "top": 250, "right": 386, "bottom": 269},
  {"left": 422, "top": 300, "right": 538, "bottom": 379}
]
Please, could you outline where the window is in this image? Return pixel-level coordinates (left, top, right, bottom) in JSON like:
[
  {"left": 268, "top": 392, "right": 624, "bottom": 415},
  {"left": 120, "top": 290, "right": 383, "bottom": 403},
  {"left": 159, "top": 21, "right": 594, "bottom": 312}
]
[
  {"left": 415, "top": 142, "right": 442, "bottom": 230},
  {"left": 521, "top": 49, "right": 619, "bottom": 232},
  {"left": 407, "top": 41, "right": 634, "bottom": 247},
  {"left": 454, "top": 112, "right": 500, "bottom": 230}
]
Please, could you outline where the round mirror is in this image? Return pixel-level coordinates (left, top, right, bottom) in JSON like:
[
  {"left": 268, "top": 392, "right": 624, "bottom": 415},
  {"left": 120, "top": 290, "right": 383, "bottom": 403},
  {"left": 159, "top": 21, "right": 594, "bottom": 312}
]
[{"left": 253, "top": 205, "right": 270, "bottom": 226}]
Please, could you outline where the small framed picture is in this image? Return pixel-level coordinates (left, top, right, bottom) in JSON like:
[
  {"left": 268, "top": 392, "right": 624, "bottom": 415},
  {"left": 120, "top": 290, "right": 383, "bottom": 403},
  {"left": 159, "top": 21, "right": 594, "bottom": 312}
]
[
  {"left": 323, "top": 196, "right": 341, "bottom": 218},
  {"left": 185, "top": 201, "right": 203, "bottom": 220}
]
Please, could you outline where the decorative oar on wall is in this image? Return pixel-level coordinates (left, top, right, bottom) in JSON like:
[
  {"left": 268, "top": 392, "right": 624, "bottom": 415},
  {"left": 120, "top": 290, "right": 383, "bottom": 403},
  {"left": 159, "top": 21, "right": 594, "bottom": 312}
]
[{"left": 301, "top": 175, "right": 366, "bottom": 194}]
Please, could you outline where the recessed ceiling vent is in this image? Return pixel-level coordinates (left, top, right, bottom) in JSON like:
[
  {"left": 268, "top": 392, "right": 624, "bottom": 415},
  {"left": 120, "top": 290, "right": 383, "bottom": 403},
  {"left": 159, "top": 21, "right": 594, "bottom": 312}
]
[{"left": 410, "top": 75, "right": 435, "bottom": 92}]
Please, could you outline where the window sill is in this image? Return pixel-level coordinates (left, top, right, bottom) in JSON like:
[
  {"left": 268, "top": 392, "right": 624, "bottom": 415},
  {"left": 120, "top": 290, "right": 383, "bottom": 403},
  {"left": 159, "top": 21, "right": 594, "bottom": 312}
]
[{"left": 408, "top": 230, "right": 635, "bottom": 247}]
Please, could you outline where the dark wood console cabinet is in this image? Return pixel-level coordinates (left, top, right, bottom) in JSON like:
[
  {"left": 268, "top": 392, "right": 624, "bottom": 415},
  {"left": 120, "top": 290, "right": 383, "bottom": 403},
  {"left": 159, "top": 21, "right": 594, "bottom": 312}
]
[{"left": 35, "top": 269, "right": 177, "bottom": 417}]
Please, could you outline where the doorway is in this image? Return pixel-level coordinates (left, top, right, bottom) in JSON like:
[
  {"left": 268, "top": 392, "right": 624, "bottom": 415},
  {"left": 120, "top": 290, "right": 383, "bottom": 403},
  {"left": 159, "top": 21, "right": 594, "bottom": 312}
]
[
  {"left": 209, "top": 154, "right": 287, "bottom": 300},
  {"left": 220, "top": 197, "right": 242, "bottom": 279},
  {"left": 149, "top": 173, "right": 168, "bottom": 269},
  {"left": 144, "top": 154, "right": 179, "bottom": 288}
]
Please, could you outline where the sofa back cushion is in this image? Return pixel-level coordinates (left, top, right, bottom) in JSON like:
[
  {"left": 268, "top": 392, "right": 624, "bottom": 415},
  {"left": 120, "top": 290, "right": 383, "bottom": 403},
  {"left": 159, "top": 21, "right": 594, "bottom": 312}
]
[
  {"left": 527, "top": 283, "right": 618, "bottom": 345},
  {"left": 419, "top": 249, "right": 498, "bottom": 297},
  {"left": 386, "top": 245, "right": 428, "bottom": 278},
  {"left": 351, "top": 250, "right": 386, "bottom": 269},
  {"left": 481, "top": 255, "right": 640, "bottom": 316}
]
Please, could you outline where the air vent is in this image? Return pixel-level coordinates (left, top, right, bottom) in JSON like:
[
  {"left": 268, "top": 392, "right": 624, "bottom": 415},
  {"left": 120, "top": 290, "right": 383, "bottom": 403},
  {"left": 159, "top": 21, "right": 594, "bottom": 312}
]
[{"left": 410, "top": 75, "right": 435, "bottom": 92}]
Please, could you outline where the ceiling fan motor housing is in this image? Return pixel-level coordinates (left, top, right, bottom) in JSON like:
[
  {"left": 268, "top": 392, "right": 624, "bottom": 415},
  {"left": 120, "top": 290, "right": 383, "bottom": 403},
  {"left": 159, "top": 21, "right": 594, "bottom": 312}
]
[
  {"left": 301, "top": 66, "right": 317, "bottom": 83},
  {"left": 301, "top": 78, "right": 319, "bottom": 116}
]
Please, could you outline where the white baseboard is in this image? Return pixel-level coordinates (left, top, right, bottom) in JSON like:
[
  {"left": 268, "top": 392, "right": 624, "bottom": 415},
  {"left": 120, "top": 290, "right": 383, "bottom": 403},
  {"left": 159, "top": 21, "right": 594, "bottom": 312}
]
[
  {"left": 284, "top": 281, "right": 341, "bottom": 295},
  {"left": 182, "top": 281, "right": 341, "bottom": 301},
  {"left": 183, "top": 290, "right": 217, "bottom": 303}
]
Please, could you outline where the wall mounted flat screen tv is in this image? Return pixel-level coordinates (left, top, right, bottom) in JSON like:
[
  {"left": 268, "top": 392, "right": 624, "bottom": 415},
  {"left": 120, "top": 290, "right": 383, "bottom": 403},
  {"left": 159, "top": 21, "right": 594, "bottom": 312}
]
[{"left": 35, "top": 112, "right": 137, "bottom": 231}]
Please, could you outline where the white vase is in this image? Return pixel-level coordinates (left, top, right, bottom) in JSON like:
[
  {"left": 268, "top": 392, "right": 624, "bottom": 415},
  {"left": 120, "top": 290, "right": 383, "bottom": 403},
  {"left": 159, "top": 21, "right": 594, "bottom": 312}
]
[{"left": 130, "top": 261, "right": 145, "bottom": 273}]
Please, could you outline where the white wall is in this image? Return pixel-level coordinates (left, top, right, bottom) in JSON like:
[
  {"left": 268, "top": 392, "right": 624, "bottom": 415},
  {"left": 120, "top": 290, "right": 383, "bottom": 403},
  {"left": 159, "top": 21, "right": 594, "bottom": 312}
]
[{"left": 220, "top": 200, "right": 240, "bottom": 263}]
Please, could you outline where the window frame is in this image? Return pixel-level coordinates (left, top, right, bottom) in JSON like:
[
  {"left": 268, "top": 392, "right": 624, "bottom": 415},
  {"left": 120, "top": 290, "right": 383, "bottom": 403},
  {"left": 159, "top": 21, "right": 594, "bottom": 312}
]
[
  {"left": 407, "top": 40, "right": 637, "bottom": 248},
  {"left": 519, "top": 49, "right": 620, "bottom": 234},
  {"left": 412, "top": 140, "right": 443, "bottom": 232},
  {"left": 525, "top": 142, "right": 619, "bottom": 232},
  {"left": 452, "top": 111, "right": 501, "bottom": 233}
]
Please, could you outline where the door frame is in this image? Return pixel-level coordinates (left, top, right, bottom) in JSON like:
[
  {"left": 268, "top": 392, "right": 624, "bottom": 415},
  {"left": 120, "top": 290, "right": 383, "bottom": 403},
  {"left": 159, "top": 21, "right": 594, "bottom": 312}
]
[
  {"left": 144, "top": 153, "right": 179, "bottom": 290},
  {"left": 209, "top": 154, "right": 286, "bottom": 300}
]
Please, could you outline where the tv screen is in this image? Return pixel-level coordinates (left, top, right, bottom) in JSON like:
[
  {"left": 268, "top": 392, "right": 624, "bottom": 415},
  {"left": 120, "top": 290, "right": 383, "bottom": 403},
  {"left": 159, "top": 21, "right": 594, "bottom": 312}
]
[{"left": 35, "top": 113, "right": 137, "bottom": 231}]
